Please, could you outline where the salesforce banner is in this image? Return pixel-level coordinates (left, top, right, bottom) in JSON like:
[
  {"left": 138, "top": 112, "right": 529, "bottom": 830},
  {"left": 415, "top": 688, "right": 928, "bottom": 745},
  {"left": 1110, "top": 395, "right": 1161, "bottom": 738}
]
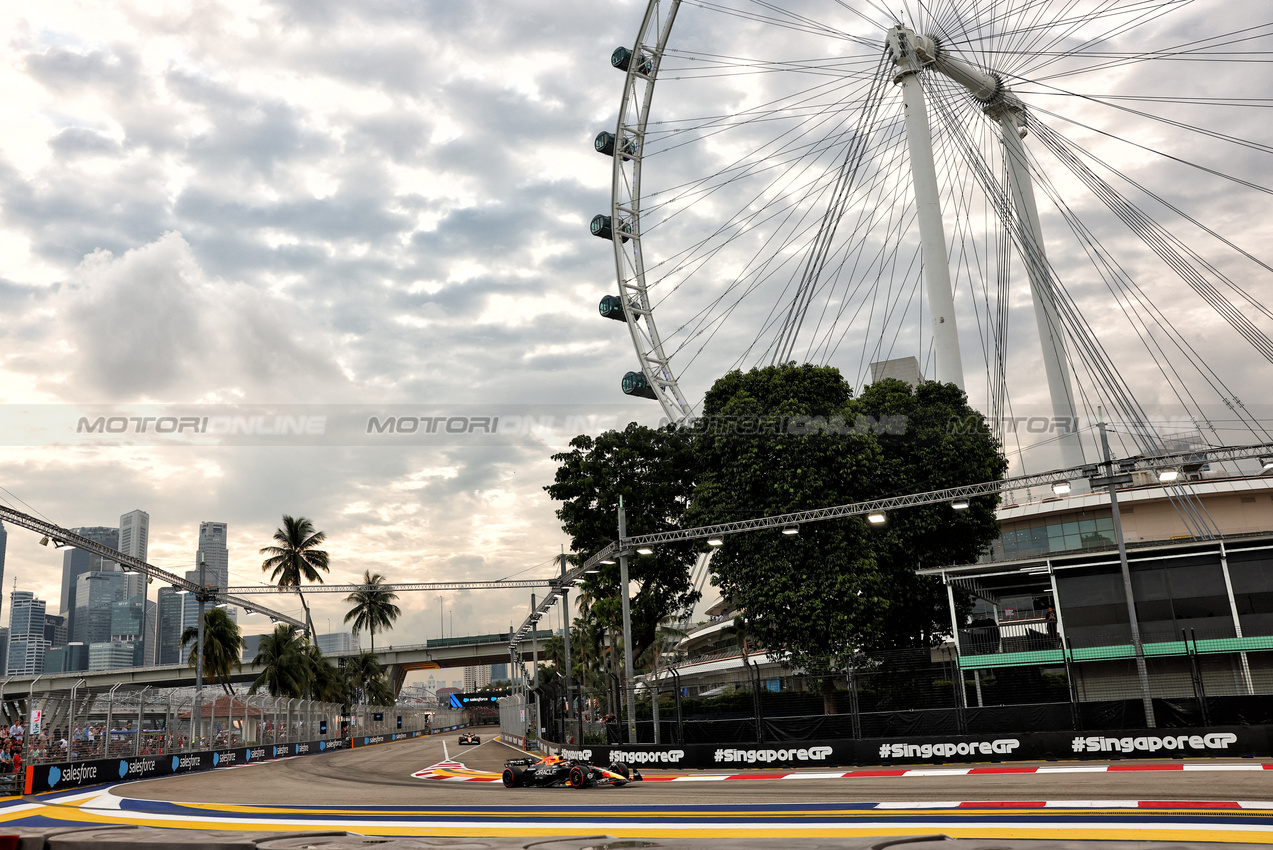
[
  {"left": 544, "top": 725, "right": 1269, "bottom": 770},
  {"left": 26, "top": 737, "right": 348, "bottom": 794},
  {"left": 348, "top": 724, "right": 464, "bottom": 748}
]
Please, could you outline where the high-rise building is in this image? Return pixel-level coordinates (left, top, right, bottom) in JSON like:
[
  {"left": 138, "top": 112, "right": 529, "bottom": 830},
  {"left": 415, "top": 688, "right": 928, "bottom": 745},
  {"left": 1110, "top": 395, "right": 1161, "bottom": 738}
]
[
  {"left": 43, "top": 613, "right": 67, "bottom": 648},
  {"left": 118, "top": 510, "right": 150, "bottom": 597},
  {"left": 316, "top": 632, "right": 360, "bottom": 655},
  {"left": 119, "top": 510, "right": 150, "bottom": 665},
  {"left": 463, "top": 664, "right": 491, "bottom": 691},
  {"left": 8, "top": 591, "right": 49, "bottom": 675},
  {"left": 72, "top": 571, "right": 126, "bottom": 647},
  {"left": 88, "top": 641, "right": 139, "bottom": 670},
  {"left": 0, "top": 521, "right": 7, "bottom": 627},
  {"left": 196, "top": 522, "right": 229, "bottom": 592},
  {"left": 43, "top": 642, "right": 87, "bottom": 674},
  {"left": 143, "top": 599, "right": 157, "bottom": 666},
  {"left": 60, "top": 526, "right": 119, "bottom": 640},
  {"left": 110, "top": 598, "right": 146, "bottom": 666},
  {"left": 157, "top": 587, "right": 184, "bottom": 665}
]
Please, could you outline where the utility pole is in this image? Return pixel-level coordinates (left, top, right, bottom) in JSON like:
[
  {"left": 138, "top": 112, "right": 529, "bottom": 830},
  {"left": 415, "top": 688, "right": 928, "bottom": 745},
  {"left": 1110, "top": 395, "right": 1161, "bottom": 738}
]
[{"left": 618, "top": 498, "right": 637, "bottom": 744}]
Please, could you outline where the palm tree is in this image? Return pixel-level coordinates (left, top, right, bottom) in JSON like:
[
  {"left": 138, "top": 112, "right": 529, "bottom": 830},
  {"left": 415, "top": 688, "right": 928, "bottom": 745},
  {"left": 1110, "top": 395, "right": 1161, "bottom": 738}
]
[
  {"left": 249, "top": 623, "right": 310, "bottom": 698},
  {"left": 343, "top": 650, "right": 390, "bottom": 705},
  {"left": 304, "top": 644, "right": 349, "bottom": 705},
  {"left": 259, "top": 515, "right": 330, "bottom": 635},
  {"left": 180, "top": 606, "right": 244, "bottom": 694},
  {"left": 343, "top": 571, "right": 401, "bottom": 652}
]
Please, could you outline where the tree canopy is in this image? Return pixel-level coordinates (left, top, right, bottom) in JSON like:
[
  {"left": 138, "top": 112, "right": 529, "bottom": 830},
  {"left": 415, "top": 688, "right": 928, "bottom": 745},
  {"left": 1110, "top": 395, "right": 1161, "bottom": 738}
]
[
  {"left": 344, "top": 571, "right": 402, "bottom": 652},
  {"left": 544, "top": 422, "right": 702, "bottom": 665},
  {"left": 688, "top": 365, "right": 1006, "bottom": 670},
  {"left": 180, "top": 606, "right": 244, "bottom": 694},
  {"left": 544, "top": 364, "right": 1006, "bottom": 698}
]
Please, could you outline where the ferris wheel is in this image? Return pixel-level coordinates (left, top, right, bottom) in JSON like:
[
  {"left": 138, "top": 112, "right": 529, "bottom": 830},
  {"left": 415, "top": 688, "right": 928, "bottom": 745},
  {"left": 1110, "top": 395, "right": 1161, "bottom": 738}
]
[{"left": 590, "top": 0, "right": 1273, "bottom": 465}]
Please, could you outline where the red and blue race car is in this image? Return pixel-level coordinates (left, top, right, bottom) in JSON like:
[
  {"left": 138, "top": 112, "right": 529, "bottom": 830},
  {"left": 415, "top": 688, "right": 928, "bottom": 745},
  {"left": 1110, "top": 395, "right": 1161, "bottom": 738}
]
[
  {"left": 502, "top": 754, "right": 641, "bottom": 788},
  {"left": 458, "top": 732, "right": 481, "bottom": 745}
]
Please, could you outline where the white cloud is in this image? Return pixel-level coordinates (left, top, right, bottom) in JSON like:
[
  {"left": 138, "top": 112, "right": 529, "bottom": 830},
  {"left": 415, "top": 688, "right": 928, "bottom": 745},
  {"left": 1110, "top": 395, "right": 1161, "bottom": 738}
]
[{"left": 0, "top": 0, "right": 1270, "bottom": 645}]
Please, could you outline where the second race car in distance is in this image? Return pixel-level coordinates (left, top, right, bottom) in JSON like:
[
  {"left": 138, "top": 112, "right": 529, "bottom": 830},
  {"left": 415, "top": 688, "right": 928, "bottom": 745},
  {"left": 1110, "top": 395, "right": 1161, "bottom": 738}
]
[
  {"left": 459, "top": 732, "right": 481, "bottom": 745},
  {"left": 502, "top": 754, "right": 641, "bottom": 788}
]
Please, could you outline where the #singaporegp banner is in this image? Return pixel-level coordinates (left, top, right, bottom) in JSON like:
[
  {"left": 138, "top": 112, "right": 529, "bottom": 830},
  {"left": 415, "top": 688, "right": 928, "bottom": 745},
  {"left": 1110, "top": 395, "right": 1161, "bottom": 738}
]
[
  {"left": 544, "top": 725, "right": 1271, "bottom": 770},
  {"left": 25, "top": 737, "right": 349, "bottom": 794}
]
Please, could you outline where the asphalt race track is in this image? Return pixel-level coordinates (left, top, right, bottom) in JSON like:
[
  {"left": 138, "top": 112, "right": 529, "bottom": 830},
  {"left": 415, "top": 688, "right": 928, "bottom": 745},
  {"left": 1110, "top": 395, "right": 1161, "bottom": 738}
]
[{"left": 2, "top": 725, "right": 1272, "bottom": 843}]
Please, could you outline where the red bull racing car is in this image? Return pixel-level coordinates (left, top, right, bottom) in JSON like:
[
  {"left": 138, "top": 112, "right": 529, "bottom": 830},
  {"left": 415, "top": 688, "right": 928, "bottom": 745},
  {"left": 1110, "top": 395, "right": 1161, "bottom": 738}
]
[{"left": 502, "top": 754, "right": 641, "bottom": 788}]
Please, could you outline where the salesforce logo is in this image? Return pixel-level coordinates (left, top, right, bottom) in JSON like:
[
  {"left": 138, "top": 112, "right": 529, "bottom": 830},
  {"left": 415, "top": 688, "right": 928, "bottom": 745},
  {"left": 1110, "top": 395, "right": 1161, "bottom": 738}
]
[
  {"left": 319, "top": 741, "right": 326, "bottom": 751},
  {"left": 171, "top": 756, "right": 180, "bottom": 772},
  {"left": 213, "top": 753, "right": 219, "bottom": 767},
  {"left": 119, "top": 761, "right": 129, "bottom": 779},
  {"left": 245, "top": 749, "right": 252, "bottom": 762},
  {"left": 48, "top": 766, "right": 62, "bottom": 787}
]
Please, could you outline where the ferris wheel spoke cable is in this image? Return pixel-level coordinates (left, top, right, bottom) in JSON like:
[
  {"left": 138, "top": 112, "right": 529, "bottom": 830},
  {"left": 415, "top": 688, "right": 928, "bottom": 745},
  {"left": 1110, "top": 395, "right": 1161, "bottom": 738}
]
[
  {"left": 644, "top": 103, "right": 909, "bottom": 347},
  {"left": 1027, "top": 151, "right": 1263, "bottom": 448},
  {"left": 1028, "top": 121, "right": 1273, "bottom": 364},
  {"left": 928, "top": 94, "right": 1163, "bottom": 464},
  {"left": 796, "top": 122, "right": 921, "bottom": 365},
  {"left": 1020, "top": 20, "right": 1273, "bottom": 82},
  {"left": 772, "top": 55, "right": 892, "bottom": 364},
  {"left": 637, "top": 76, "right": 889, "bottom": 241},
  {"left": 1028, "top": 104, "right": 1273, "bottom": 289}
]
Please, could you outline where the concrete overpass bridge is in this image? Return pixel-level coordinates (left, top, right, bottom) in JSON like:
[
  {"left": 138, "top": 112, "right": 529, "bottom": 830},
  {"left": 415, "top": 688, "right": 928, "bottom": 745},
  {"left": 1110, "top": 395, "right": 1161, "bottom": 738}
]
[{"left": 0, "top": 630, "right": 555, "bottom": 722}]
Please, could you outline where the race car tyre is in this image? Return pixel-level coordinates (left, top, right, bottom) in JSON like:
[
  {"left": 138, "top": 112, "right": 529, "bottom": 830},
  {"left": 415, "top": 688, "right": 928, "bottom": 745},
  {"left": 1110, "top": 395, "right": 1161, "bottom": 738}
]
[
  {"left": 611, "top": 762, "right": 630, "bottom": 780},
  {"left": 502, "top": 766, "right": 525, "bottom": 788},
  {"left": 568, "top": 766, "right": 588, "bottom": 789}
]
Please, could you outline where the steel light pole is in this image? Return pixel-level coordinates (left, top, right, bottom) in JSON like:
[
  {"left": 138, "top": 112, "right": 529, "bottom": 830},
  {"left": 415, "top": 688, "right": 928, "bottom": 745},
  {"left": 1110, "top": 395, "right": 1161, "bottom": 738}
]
[
  {"left": 618, "top": 498, "right": 637, "bottom": 744},
  {"left": 194, "top": 553, "right": 207, "bottom": 746},
  {"left": 559, "top": 553, "right": 574, "bottom": 745}
]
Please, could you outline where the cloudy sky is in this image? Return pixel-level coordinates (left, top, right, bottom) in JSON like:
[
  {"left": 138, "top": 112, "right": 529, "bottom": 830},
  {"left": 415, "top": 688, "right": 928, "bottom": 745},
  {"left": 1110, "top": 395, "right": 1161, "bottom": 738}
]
[{"left": 0, "top": 0, "right": 1270, "bottom": 659}]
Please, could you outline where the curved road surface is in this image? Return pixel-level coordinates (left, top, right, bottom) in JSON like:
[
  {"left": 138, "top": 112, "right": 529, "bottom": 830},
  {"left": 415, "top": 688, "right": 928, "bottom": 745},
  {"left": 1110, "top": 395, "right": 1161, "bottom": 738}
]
[
  {"left": 118, "top": 726, "right": 1272, "bottom": 804},
  {"left": 4, "top": 726, "right": 1270, "bottom": 842}
]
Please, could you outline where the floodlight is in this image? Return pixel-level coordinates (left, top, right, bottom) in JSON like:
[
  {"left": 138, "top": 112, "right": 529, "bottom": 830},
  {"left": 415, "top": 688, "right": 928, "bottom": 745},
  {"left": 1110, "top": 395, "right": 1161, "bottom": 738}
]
[
  {"left": 707, "top": 537, "right": 724, "bottom": 547},
  {"left": 636, "top": 546, "right": 654, "bottom": 555},
  {"left": 1051, "top": 481, "right": 1071, "bottom": 495},
  {"left": 1158, "top": 468, "right": 1180, "bottom": 483},
  {"left": 781, "top": 525, "right": 799, "bottom": 535},
  {"left": 951, "top": 499, "right": 970, "bottom": 510},
  {"left": 867, "top": 511, "right": 886, "bottom": 524}
]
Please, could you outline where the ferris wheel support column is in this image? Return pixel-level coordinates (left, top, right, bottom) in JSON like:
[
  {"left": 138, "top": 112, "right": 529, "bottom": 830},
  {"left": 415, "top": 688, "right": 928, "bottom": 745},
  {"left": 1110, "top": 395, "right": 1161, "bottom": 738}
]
[
  {"left": 932, "top": 49, "right": 1086, "bottom": 467},
  {"left": 888, "top": 27, "right": 966, "bottom": 390},
  {"left": 998, "top": 114, "right": 1086, "bottom": 468}
]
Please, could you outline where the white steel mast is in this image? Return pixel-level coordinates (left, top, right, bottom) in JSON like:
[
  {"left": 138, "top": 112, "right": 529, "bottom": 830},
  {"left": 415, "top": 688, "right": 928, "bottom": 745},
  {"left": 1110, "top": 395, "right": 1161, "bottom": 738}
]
[{"left": 887, "top": 26, "right": 1085, "bottom": 467}]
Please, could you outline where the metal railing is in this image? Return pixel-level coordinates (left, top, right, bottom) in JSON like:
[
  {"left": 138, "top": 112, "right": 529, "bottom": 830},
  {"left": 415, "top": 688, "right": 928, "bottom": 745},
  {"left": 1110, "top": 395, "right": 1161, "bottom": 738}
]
[{"left": 5, "top": 680, "right": 438, "bottom": 768}]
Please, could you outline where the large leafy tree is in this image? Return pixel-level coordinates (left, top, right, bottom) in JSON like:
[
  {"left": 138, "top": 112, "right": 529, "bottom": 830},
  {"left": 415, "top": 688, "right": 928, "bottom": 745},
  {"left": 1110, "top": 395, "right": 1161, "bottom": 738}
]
[
  {"left": 259, "top": 515, "right": 330, "bottom": 634},
  {"left": 180, "top": 606, "right": 244, "bottom": 694},
  {"left": 687, "top": 365, "right": 1006, "bottom": 687},
  {"left": 343, "top": 571, "right": 401, "bottom": 652},
  {"left": 544, "top": 422, "right": 702, "bottom": 665}
]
